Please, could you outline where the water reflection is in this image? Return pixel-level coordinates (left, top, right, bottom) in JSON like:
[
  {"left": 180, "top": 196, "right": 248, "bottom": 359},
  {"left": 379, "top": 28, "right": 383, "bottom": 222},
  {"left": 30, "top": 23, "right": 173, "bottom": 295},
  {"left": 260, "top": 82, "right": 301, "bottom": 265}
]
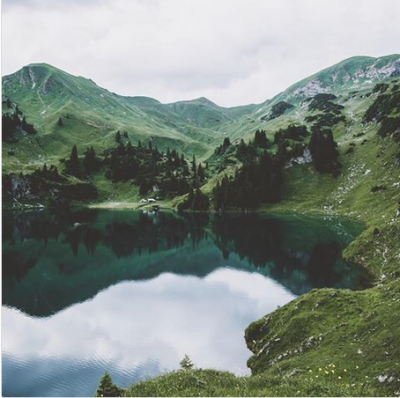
[
  {"left": 2, "top": 209, "right": 366, "bottom": 397},
  {"left": 3, "top": 210, "right": 366, "bottom": 318},
  {"left": 3, "top": 269, "right": 295, "bottom": 396}
]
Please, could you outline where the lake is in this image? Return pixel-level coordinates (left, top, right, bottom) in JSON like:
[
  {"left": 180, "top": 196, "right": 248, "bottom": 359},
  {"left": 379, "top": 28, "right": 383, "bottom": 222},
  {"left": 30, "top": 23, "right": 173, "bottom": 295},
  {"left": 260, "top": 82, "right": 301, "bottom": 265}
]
[{"left": 2, "top": 209, "right": 367, "bottom": 397}]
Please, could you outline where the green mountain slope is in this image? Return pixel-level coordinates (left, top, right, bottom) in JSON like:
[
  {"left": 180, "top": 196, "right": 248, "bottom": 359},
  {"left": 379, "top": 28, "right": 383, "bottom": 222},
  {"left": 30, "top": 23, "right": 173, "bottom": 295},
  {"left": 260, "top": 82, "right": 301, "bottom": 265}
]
[
  {"left": 2, "top": 64, "right": 222, "bottom": 171},
  {"left": 218, "top": 54, "right": 400, "bottom": 141},
  {"left": 3, "top": 55, "right": 400, "bottom": 175}
]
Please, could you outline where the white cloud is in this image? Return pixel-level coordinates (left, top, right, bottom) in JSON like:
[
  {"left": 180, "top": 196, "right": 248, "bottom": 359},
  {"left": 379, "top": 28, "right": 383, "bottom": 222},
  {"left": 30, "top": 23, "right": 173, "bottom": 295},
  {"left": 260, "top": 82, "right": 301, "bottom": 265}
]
[
  {"left": 2, "top": 0, "right": 400, "bottom": 106},
  {"left": 3, "top": 268, "right": 295, "bottom": 395}
]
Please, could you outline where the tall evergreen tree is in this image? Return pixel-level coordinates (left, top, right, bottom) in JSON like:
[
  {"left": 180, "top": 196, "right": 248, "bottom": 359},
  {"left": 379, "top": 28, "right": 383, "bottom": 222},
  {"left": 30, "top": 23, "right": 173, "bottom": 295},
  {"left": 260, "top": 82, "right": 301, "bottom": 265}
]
[
  {"left": 309, "top": 126, "right": 340, "bottom": 175},
  {"left": 198, "top": 163, "right": 205, "bottom": 183},
  {"left": 65, "top": 145, "right": 81, "bottom": 178},
  {"left": 83, "top": 146, "right": 100, "bottom": 174}
]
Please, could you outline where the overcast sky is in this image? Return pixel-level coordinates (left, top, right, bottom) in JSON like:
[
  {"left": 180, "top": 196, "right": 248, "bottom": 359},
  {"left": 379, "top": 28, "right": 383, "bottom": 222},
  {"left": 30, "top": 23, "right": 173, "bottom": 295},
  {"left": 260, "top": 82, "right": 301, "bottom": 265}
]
[{"left": 2, "top": 0, "right": 400, "bottom": 106}]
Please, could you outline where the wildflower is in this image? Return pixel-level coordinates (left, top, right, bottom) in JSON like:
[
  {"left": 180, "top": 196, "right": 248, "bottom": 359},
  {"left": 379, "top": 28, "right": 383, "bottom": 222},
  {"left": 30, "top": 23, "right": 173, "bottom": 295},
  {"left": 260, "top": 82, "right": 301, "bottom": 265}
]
[
  {"left": 365, "top": 376, "right": 369, "bottom": 379},
  {"left": 332, "top": 364, "right": 335, "bottom": 368},
  {"left": 356, "top": 366, "right": 359, "bottom": 369},
  {"left": 315, "top": 375, "right": 319, "bottom": 378},
  {"left": 325, "top": 371, "right": 329, "bottom": 374},
  {"left": 344, "top": 369, "right": 347, "bottom": 372},
  {"left": 331, "top": 370, "right": 335, "bottom": 374},
  {"left": 319, "top": 368, "right": 322, "bottom": 371},
  {"left": 309, "top": 370, "right": 312, "bottom": 373},
  {"left": 338, "top": 376, "right": 342, "bottom": 380}
]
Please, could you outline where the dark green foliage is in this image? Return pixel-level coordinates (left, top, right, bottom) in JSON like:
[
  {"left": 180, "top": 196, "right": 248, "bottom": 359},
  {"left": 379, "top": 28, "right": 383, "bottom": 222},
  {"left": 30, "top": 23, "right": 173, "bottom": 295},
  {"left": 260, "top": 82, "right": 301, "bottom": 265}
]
[
  {"left": 2, "top": 113, "right": 20, "bottom": 142},
  {"left": 309, "top": 126, "right": 340, "bottom": 175},
  {"left": 371, "top": 185, "right": 387, "bottom": 193},
  {"left": 378, "top": 116, "right": 400, "bottom": 141},
  {"left": 253, "top": 129, "right": 269, "bottom": 148},
  {"left": 235, "top": 139, "right": 257, "bottom": 163},
  {"left": 105, "top": 141, "right": 190, "bottom": 197},
  {"left": 261, "top": 101, "right": 294, "bottom": 121},
  {"left": 305, "top": 112, "right": 346, "bottom": 127},
  {"left": 364, "top": 86, "right": 400, "bottom": 154},
  {"left": 307, "top": 94, "right": 341, "bottom": 112},
  {"left": 373, "top": 83, "right": 389, "bottom": 93},
  {"left": 197, "top": 163, "right": 205, "bottom": 183},
  {"left": 65, "top": 145, "right": 81, "bottom": 178},
  {"left": 95, "top": 372, "right": 124, "bottom": 397},
  {"left": 214, "top": 137, "right": 231, "bottom": 155},
  {"left": 57, "top": 117, "right": 63, "bottom": 127},
  {"left": 274, "top": 124, "right": 309, "bottom": 143},
  {"left": 213, "top": 151, "right": 283, "bottom": 212},
  {"left": 191, "top": 154, "right": 197, "bottom": 174},
  {"left": 305, "top": 94, "right": 345, "bottom": 128},
  {"left": 178, "top": 188, "right": 209, "bottom": 211},
  {"left": 83, "top": 146, "right": 100, "bottom": 174},
  {"left": 2, "top": 108, "right": 37, "bottom": 142},
  {"left": 364, "top": 91, "right": 400, "bottom": 123},
  {"left": 2, "top": 172, "right": 97, "bottom": 204},
  {"left": 32, "top": 163, "right": 65, "bottom": 183}
]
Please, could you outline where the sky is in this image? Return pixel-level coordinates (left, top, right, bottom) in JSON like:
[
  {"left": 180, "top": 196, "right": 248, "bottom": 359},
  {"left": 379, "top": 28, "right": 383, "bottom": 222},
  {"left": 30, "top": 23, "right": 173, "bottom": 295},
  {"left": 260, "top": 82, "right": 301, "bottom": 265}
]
[{"left": 2, "top": 0, "right": 400, "bottom": 106}]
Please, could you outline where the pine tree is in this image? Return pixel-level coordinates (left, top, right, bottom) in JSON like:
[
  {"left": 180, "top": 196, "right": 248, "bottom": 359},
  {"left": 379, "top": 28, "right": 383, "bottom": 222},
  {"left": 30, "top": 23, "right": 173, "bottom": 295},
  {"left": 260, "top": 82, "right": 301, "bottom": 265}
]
[
  {"left": 191, "top": 154, "right": 197, "bottom": 174},
  {"left": 66, "top": 145, "right": 81, "bottom": 178},
  {"left": 309, "top": 126, "right": 340, "bottom": 175},
  {"left": 83, "top": 146, "right": 99, "bottom": 174},
  {"left": 115, "top": 131, "right": 121, "bottom": 143},
  {"left": 57, "top": 117, "right": 63, "bottom": 127},
  {"left": 95, "top": 372, "right": 123, "bottom": 397},
  {"left": 198, "top": 163, "right": 205, "bottom": 183},
  {"left": 179, "top": 354, "right": 194, "bottom": 370},
  {"left": 254, "top": 129, "right": 269, "bottom": 148}
]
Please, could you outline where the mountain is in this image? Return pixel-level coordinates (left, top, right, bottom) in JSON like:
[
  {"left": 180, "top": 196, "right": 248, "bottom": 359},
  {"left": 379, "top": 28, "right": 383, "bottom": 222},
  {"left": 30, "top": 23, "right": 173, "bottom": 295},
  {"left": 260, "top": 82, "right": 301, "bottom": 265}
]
[
  {"left": 1, "top": 64, "right": 225, "bottom": 171},
  {"left": 3, "top": 55, "right": 400, "bottom": 174},
  {"left": 217, "top": 54, "right": 400, "bottom": 140}
]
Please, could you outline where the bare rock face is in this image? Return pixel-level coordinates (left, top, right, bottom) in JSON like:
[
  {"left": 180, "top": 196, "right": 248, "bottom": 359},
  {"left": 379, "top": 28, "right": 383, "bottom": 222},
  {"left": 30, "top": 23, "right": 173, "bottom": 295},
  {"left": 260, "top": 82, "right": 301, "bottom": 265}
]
[{"left": 293, "top": 79, "right": 328, "bottom": 98}]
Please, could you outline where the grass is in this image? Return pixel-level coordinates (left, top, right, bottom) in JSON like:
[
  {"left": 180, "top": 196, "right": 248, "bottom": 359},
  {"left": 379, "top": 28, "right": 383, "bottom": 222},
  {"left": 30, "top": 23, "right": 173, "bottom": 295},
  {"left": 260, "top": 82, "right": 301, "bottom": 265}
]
[{"left": 124, "top": 368, "right": 383, "bottom": 397}]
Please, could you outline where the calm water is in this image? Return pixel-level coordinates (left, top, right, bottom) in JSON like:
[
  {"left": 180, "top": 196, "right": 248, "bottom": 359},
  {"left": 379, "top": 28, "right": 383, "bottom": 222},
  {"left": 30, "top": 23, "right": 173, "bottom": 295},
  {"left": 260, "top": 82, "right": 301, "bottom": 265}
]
[{"left": 2, "top": 209, "right": 366, "bottom": 397}]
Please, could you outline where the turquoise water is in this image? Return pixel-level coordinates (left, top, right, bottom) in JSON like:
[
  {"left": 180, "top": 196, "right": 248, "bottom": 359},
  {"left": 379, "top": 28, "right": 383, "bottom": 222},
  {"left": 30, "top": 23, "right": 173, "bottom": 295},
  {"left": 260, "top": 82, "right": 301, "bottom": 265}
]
[{"left": 2, "top": 209, "right": 365, "bottom": 396}]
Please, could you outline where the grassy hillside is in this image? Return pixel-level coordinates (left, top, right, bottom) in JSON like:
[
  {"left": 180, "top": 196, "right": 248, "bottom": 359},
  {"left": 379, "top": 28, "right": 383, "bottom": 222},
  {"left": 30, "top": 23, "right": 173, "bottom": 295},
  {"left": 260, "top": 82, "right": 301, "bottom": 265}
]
[{"left": 2, "top": 64, "right": 221, "bottom": 171}]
